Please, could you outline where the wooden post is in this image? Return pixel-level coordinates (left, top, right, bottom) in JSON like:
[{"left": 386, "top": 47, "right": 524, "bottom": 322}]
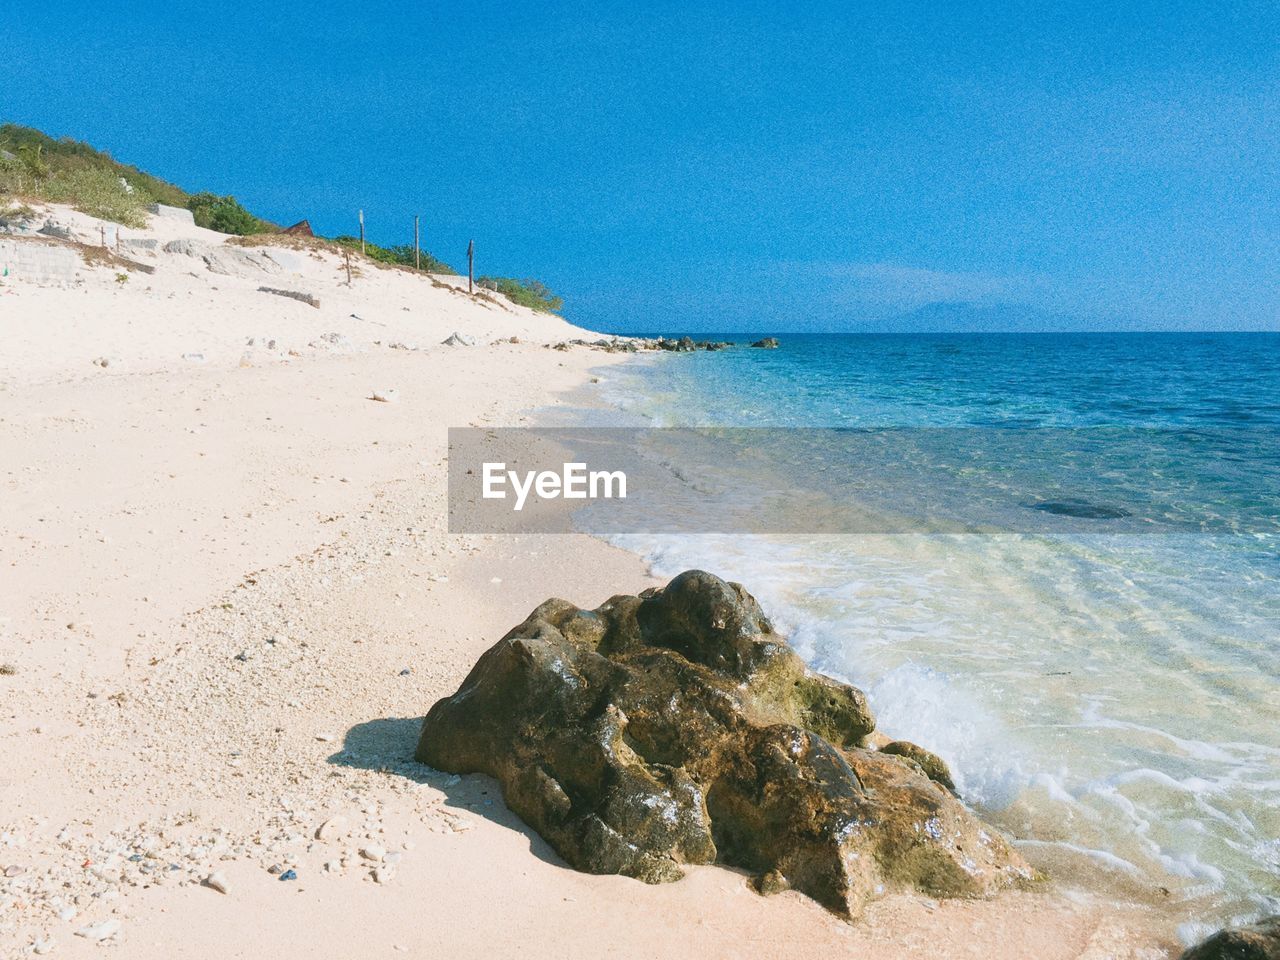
[
  {"left": 467, "top": 239, "right": 474, "bottom": 294},
  {"left": 358, "top": 209, "right": 365, "bottom": 255},
  {"left": 414, "top": 216, "right": 420, "bottom": 270},
  {"left": 100, "top": 224, "right": 106, "bottom": 248},
  {"left": 344, "top": 249, "right": 352, "bottom": 285}
]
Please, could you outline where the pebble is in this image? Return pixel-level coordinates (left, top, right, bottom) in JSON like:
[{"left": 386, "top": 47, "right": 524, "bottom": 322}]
[
  {"left": 315, "top": 733, "right": 335, "bottom": 743},
  {"left": 370, "top": 388, "right": 399, "bottom": 403},
  {"left": 204, "top": 871, "right": 230, "bottom": 894},
  {"left": 359, "top": 844, "right": 387, "bottom": 862},
  {"left": 33, "top": 938, "right": 56, "bottom": 955},
  {"left": 372, "top": 865, "right": 394, "bottom": 884},
  {"left": 5, "top": 864, "right": 23, "bottom": 877},
  {"left": 74, "top": 919, "right": 121, "bottom": 941}
]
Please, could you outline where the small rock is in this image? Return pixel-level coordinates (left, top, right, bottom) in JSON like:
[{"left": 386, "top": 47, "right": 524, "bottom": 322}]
[
  {"left": 0, "top": 663, "right": 16, "bottom": 676},
  {"left": 278, "top": 868, "right": 297, "bottom": 881},
  {"left": 372, "top": 866, "right": 394, "bottom": 884},
  {"left": 370, "top": 388, "right": 399, "bottom": 403},
  {"left": 74, "top": 919, "right": 121, "bottom": 942},
  {"left": 315, "top": 733, "right": 335, "bottom": 743},
  {"left": 181, "top": 352, "right": 206, "bottom": 363},
  {"left": 441, "top": 332, "right": 476, "bottom": 347},
  {"left": 5, "top": 864, "right": 23, "bottom": 877},
  {"left": 203, "top": 871, "right": 230, "bottom": 894},
  {"left": 359, "top": 844, "right": 387, "bottom": 862}
]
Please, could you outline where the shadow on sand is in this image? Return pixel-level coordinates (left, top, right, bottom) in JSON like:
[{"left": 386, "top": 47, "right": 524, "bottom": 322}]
[{"left": 326, "top": 715, "right": 566, "bottom": 870}]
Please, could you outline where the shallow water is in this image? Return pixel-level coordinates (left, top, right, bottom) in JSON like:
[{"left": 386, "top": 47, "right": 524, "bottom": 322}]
[{"left": 599, "top": 333, "right": 1280, "bottom": 938}]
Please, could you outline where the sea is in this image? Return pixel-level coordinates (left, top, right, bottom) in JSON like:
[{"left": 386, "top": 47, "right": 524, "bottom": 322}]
[{"left": 591, "top": 332, "right": 1280, "bottom": 940}]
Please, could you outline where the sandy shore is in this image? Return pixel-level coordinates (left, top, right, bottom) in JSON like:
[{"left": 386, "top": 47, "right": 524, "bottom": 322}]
[{"left": 0, "top": 206, "right": 1176, "bottom": 957}]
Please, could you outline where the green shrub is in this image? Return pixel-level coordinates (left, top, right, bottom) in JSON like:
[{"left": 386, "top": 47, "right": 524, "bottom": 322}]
[
  {"left": 186, "top": 192, "right": 273, "bottom": 235},
  {"left": 332, "top": 236, "right": 456, "bottom": 274},
  {"left": 479, "top": 276, "right": 563, "bottom": 313},
  {"left": 386, "top": 244, "right": 456, "bottom": 274}
]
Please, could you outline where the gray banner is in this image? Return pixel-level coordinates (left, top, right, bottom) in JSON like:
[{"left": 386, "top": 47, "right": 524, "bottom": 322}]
[{"left": 448, "top": 427, "right": 1280, "bottom": 535}]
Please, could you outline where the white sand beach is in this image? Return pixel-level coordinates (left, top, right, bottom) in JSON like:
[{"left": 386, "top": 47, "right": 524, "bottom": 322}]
[{"left": 1, "top": 206, "right": 1176, "bottom": 958}]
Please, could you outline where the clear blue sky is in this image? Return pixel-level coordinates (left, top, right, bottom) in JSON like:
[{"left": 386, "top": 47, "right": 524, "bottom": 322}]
[{"left": 7, "top": 1, "right": 1279, "bottom": 333}]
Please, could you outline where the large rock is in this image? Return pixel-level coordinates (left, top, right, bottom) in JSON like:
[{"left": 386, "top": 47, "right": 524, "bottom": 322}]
[
  {"left": 1183, "top": 916, "right": 1280, "bottom": 960},
  {"left": 146, "top": 202, "right": 196, "bottom": 225},
  {"left": 162, "top": 238, "right": 285, "bottom": 277},
  {"left": 416, "top": 570, "right": 1032, "bottom": 918}
]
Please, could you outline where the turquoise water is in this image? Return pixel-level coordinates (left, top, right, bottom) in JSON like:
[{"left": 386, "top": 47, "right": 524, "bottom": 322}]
[{"left": 601, "top": 333, "right": 1280, "bottom": 939}]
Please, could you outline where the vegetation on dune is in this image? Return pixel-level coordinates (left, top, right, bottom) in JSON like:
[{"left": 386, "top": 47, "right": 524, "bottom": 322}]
[
  {"left": 186, "top": 192, "right": 274, "bottom": 236},
  {"left": 0, "top": 123, "right": 275, "bottom": 233},
  {"left": 478, "top": 276, "right": 563, "bottom": 313},
  {"left": 1, "top": 124, "right": 566, "bottom": 309},
  {"left": 332, "top": 235, "right": 456, "bottom": 275}
]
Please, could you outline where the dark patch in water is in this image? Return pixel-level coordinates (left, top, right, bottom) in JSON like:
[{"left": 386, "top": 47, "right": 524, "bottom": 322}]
[{"left": 1030, "top": 499, "right": 1132, "bottom": 519}]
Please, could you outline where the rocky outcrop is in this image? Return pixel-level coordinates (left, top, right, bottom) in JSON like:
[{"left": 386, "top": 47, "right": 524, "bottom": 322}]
[
  {"left": 546, "top": 337, "right": 734, "bottom": 354},
  {"left": 751, "top": 337, "right": 780, "bottom": 348},
  {"left": 1183, "top": 916, "right": 1280, "bottom": 960},
  {"left": 146, "top": 202, "right": 196, "bottom": 225},
  {"left": 162, "top": 238, "right": 286, "bottom": 277},
  {"left": 653, "top": 336, "right": 734, "bottom": 352},
  {"left": 416, "top": 570, "right": 1032, "bottom": 918}
]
